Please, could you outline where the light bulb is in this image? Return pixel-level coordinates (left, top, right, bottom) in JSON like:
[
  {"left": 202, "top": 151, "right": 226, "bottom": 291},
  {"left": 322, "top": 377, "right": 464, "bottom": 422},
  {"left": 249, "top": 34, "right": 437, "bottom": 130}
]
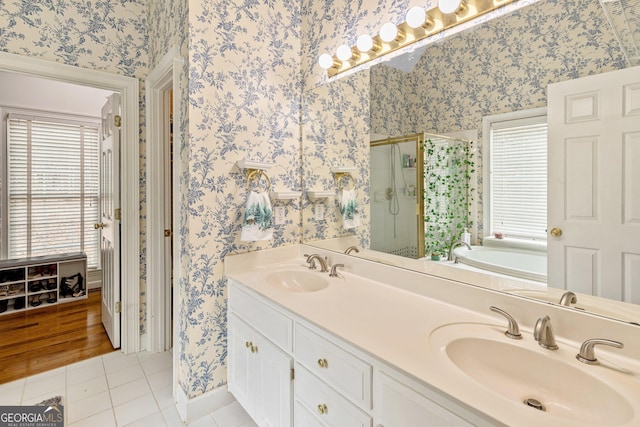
[
  {"left": 356, "top": 34, "right": 373, "bottom": 52},
  {"left": 406, "top": 6, "right": 426, "bottom": 28},
  {"left": 380, "top": 22, "right": 399, "bottom": 43},
  {"left": 318, "top": 53, "right": 335, "bottom": 70},
  {"left": 438, "top": 0, "right": 462, "bottom": 14},
  {"left": 336, "top": 44, "right": 353, "bottom": 61}
]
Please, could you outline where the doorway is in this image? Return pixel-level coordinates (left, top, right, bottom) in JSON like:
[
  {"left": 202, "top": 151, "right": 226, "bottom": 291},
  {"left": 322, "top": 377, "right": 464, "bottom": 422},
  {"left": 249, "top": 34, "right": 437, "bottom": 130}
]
[
  {"left": 0, "top": 51, "right": 141, "bottom": 355},
  {"left": 146, "top": 46, "right": 183, "bottom": 399}
]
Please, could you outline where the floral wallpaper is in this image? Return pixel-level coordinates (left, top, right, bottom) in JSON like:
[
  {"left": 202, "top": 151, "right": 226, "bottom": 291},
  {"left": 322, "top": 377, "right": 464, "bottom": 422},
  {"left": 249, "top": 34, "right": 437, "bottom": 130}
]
[
  {"left": 183, "top": 0, "right": 303, "bottom": 397},
  {"left": 302, "top": 70, "right": 370, "bottom": 247},
  {"left": 0, "top": 0, "right": 147, "bottom": 76},
  {"left": 370, "top": 64, "right": 410, "bottom": 137}
]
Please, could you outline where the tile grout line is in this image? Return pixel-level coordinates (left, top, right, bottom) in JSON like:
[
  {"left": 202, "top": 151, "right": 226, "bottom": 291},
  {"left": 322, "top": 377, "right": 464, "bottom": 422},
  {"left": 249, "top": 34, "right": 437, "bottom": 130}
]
[
  {"left": 101, "top": 354, "right": 119, "bottom": 427},
  {"left": 137, "top": 352, "right": 173, "bottom": 427}
]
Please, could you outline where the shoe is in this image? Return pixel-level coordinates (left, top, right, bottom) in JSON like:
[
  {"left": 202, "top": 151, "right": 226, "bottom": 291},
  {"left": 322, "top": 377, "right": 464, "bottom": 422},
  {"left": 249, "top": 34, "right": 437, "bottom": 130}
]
[
  {"left": 45, "top": 278, "right": 57, "bottom": 290},
  {"left": 30, "top": 294, "right": 42, "bottom": 307},
  {"left": 67, "top": 273, "right": 84, "bottom": 296},
  {"left": 8, "top": 284, "right": 23, "bottom": 295},
  {"left": 13, "top": 297, "right": 25, "bottom": 310},
  {"left": 29, "top": 282, "right": 42, "bottom": 292},
  {"left": 60, "top": 278, "right": 72, "bottom": 297},
  {"left": 0, "top": 300, "right": 7, "bottom": 313},
  {"left": 0, "top": 285, "right": 8, "bottom": 297},
  {"left": 47, "top": 292, "right": 57, "bottom": 304}
]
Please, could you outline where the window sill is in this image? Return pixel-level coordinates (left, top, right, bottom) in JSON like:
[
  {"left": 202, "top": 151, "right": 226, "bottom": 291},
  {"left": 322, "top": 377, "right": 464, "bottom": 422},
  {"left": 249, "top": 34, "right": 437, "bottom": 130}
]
[{"left": 482, "top": 236, "right": 547, "bottom": 253}]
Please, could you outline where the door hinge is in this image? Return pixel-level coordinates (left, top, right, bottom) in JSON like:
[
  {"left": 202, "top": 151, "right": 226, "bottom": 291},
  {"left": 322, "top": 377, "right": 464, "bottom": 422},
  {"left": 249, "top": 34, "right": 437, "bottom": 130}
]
[
  {"left": 114, "top": 115, "right": 122, "bottom": 127},
  {"left": 290, "top": 368, "right": 295, "bottom": 380},
  {"left": 164, "top": 229, "right": 172, "bottom": 237},
  {"left": 114, "top": 208, "right": 121, "bottom": 220},
  {"left": 115, "top": 301, "right": 122, "bottom": 313}
]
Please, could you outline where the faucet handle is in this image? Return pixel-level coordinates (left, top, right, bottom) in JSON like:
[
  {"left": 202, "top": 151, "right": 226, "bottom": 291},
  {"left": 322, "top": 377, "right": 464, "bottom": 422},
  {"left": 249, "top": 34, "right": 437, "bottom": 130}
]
[
  {"left": 576, "top": 338, "right": 624, "bottom": 364},
  {"left": 304, "top": 254, "right": 317, "bottom": 270},
  {"left": 329, "top": 264, "right": 344, "bottom": 277},
  {"left": 490, "top": 306, "right": 522, "bottom": 339},
  {"left": 559, "top": 291, "right": 577, "bottom": 306}
]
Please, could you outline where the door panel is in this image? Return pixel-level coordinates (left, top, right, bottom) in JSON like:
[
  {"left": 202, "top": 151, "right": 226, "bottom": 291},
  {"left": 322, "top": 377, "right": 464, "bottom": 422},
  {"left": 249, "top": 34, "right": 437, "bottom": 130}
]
[
  {"left": 548, "top": 66, "right": 640, "bottom": 301},
  {"left": 100, "top": 93, "right": 121, "bottom": 349}
]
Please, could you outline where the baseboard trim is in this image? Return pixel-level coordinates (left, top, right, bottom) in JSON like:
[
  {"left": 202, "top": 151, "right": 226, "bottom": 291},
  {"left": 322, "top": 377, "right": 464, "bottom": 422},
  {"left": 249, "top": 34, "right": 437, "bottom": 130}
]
[
  {"left": 139, "top": 333, "right": 148, "bottom": 352},
  {"left": 176, "top": 384, "right": 235, "bottom": 424}
]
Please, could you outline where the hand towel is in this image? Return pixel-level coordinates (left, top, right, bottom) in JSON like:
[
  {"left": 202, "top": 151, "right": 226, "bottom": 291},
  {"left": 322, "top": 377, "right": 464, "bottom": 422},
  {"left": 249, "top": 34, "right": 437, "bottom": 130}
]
[
  {"left": 339, "top": 188, "right": 360, "bottom": 229},
  {"left": 241, "top": 191, "right": 274, "bottom": 241}
]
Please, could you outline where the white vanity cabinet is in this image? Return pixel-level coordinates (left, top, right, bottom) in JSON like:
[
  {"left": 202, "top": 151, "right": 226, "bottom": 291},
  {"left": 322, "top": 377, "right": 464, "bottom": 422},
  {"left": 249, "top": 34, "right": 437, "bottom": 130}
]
[
  {"left": 228, "top": 286, "right": 294, "bottom": 427},
  {"left": 228, "top": 279, "right": 483, "bottom": 427}
]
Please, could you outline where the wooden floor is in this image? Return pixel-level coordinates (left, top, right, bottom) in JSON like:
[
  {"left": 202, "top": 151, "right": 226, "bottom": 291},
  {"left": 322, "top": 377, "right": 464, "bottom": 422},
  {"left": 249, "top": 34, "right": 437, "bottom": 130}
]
[{"left": 0, "top": 289, "right": 115, "bottom": 384}]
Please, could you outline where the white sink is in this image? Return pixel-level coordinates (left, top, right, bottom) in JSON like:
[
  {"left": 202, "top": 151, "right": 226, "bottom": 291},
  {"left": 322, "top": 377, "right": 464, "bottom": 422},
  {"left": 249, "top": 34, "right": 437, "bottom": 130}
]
[
  {"left": 265, "top": 270, "right": 329, "bottom": 293},
  {"left": 430, "top": 323, "right": 636, "bottom": 426}
]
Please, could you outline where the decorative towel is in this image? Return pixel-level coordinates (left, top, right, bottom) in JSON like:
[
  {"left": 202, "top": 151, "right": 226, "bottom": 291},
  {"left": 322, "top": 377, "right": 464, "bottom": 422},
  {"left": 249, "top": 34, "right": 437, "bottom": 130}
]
[
  {"left": 339, "top": 188, "right": 360, "bottom": 229},
  {"left": 241, "top": 191, "right": 274, "bottom": 241}
]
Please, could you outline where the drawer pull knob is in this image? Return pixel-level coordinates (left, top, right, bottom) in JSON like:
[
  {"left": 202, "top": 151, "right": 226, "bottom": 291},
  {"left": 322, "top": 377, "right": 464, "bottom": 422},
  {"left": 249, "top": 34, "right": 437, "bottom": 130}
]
[
  {"left": 245, "top": 341, "right": 253, "bottom": 349},
  {"left": 251, "top": 345, "right": 258, "bottom": 353},
  {"left": 317, "top": 404, "right": 328, "bottom": 415},
  {"left": 317, "top": 358, "right": 328, "bottom": 368}
]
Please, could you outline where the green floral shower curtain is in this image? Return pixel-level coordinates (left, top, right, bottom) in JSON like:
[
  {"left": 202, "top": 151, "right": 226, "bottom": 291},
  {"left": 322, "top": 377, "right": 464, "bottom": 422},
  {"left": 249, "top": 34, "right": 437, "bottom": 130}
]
[{"left": 423, "top": 137, "right": 475, "bottom": 256}]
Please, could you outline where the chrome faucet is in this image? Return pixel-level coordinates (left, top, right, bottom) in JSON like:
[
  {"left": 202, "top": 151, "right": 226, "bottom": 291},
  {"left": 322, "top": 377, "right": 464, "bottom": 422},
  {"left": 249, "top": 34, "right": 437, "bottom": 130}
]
[
  {"left": 559, "top": 291, "right": 577, "bottom": 307},
  {"left": 447, "top": 241, "right": 471, "bottom": 261},
  {"left": 344, "top": 246, "right": 360, "bottom": 254},
  {"left": 534, "top": 315, "right": 558, "bottom": 350},
  {"left": 304, "top": 254, "right": 329, "bottom": 272},
  {"left": 576, "top": 338, "right": 624, "bottom": 364},
  {"left": 329, "top": 264, "right": 344, "bottom": 277}
]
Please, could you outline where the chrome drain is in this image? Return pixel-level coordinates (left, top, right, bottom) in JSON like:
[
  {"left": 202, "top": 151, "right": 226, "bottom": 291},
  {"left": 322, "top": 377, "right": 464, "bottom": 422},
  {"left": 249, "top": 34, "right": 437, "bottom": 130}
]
[{"left": 523, "top": 398, "right": 546, "bottom": 411}]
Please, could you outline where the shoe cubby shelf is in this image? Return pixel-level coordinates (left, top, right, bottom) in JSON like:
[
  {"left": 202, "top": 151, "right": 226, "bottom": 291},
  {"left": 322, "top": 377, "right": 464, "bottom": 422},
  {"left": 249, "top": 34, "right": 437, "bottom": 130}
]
[{"left": 0, "top": 253, "right": 87, "bottom": 315}]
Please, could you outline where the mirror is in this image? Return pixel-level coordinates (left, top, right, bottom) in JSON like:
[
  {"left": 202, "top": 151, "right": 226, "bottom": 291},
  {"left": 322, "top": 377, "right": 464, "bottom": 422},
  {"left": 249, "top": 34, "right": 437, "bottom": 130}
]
[{"left": 301, "top": 0, "right": 640, "bottom": 324}]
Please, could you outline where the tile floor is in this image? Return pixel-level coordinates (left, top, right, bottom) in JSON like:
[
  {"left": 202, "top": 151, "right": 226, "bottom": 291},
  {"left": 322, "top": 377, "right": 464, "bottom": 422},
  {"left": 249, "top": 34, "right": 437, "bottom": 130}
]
[{"left": 0, "top": 350, "right": 257, "bottom": 427}]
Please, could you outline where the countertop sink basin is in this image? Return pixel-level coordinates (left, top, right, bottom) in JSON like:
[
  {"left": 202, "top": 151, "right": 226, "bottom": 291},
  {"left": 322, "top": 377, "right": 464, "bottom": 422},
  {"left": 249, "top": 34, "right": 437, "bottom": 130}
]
[
  {"left": 265, "top": 270, "right": 329, "bottom": 293},
  {"left": 430, "top": 323, "right": 635, "bottom": 426}
]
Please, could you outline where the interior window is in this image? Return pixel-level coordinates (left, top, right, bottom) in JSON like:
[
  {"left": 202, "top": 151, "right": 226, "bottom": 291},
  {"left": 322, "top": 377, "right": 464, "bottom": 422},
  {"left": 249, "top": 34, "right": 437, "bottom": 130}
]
[
  {"left": 3, "top": 112, "right": 100, "bottom": 268},
  {"left": 484, "top": 110, "right": 547, "bottom": 241}
]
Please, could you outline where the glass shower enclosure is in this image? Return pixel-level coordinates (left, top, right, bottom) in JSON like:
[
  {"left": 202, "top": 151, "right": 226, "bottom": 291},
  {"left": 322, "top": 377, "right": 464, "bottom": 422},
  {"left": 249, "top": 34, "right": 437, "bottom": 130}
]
[
  {"left": 370, "top": 133, "right": 474, "bottom": 260},
  {"left": 370, "top": 134, "right": 425, "bottom": 259}
]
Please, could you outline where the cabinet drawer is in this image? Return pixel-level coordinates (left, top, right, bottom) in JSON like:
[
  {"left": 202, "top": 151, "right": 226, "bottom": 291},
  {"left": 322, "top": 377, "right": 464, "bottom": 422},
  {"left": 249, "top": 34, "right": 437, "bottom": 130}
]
[
  {"left": 229, "top": 281, "right": 293, "bottom": 352},
  {"left": 294, "top": 364, "right": 372, "bottom": 427},
  {"left": 377, "top": 371, "right": 475, "bottom": 427},
  {"left": 294, "top": 323, "right": 372, "bottom": 409}
]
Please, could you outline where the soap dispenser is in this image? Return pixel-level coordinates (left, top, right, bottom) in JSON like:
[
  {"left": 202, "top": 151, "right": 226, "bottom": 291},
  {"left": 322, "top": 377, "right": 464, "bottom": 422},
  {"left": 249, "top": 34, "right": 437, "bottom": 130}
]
[{"left": 462, "top": 228, "right": 471, "bottom": 245}]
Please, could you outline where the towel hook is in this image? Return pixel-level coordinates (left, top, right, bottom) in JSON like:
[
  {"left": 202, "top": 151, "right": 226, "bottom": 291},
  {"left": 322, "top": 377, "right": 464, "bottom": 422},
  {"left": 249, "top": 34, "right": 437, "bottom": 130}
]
[{"left": 246, "top": 169, "right": 272, "bottom": 192}]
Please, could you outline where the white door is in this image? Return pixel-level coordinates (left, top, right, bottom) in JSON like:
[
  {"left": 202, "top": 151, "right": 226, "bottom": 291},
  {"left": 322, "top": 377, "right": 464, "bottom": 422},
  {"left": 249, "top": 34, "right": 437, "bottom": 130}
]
[
  {"left": 548, "top": 66, "right": 640, "bottom": 302},
  {"left": 98, "top": 93, "right": 122, "bottom": 348}
]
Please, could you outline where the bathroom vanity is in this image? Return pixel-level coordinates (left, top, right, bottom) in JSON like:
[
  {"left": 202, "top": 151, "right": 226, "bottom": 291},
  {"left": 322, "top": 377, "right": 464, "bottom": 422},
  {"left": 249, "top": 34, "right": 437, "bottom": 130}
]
[{"left": 225, "top": 245, "right": 640, "bottom": 427}]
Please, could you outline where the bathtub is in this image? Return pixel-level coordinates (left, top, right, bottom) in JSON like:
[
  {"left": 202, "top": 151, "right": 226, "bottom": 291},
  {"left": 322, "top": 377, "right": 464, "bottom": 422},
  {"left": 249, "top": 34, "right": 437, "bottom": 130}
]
[{"left": 452, "top": 245, "right": 547, "bottom": 282}]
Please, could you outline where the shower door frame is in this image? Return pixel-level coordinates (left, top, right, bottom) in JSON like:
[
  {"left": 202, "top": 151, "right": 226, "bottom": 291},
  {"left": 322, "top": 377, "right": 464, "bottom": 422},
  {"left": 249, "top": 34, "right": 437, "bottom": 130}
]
[{"left": 370, "top": 133, "right": 425, "bottom": 259}]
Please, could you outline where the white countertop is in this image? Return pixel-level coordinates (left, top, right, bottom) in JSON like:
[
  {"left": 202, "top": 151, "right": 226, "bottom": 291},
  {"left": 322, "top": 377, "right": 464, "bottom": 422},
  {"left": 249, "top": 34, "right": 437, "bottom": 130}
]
[{"left": 225, "top": 246, "right": 640, "bottom": 427}]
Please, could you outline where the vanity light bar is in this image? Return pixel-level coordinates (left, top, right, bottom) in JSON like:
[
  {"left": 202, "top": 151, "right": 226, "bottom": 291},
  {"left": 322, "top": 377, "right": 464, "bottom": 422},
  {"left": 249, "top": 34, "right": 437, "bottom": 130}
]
[{"left": 321, "top": 0, "right": 516, "bottom": 77}]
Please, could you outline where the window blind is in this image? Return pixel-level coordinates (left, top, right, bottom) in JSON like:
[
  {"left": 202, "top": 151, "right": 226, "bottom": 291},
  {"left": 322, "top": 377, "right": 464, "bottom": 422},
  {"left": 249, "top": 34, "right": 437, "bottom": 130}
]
[
  {"left": 7, "top": 115, "right": 99, "bottom": 268},
  {"left": 490, "top": 115, "right": 547, "bottom": 240}
]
